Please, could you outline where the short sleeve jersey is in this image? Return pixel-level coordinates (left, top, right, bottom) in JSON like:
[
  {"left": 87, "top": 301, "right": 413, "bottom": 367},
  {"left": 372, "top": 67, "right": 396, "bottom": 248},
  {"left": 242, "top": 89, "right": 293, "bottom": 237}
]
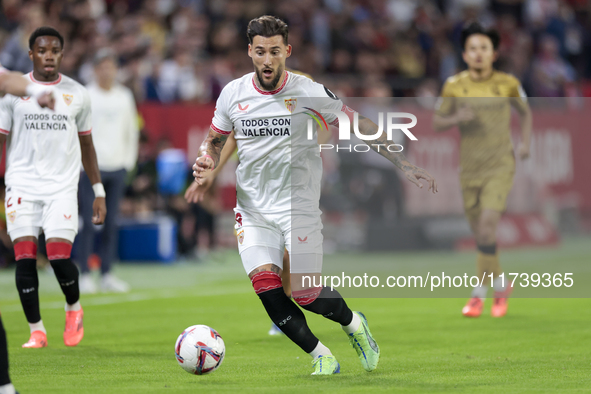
[
  {"left": 211, "top": 71, "right": 343, "bottom": 214},
  {"left": 0, "top": 73, "right": 92, "bottom": 199},
  {"left": 435, "top": 70, "right": 527, "bottom": 180}
]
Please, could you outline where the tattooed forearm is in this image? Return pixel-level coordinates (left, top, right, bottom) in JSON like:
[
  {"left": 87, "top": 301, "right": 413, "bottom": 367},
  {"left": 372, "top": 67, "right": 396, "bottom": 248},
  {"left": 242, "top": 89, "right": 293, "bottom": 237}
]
[
  {"left": 356, "top": 115, "right": 414, "bottom": 171},
  {"left": 198, "top": 130, "right": 229, "bottom": 168},
  {"left": 350, "top": 115, "right": 438, "bottom": 193}
]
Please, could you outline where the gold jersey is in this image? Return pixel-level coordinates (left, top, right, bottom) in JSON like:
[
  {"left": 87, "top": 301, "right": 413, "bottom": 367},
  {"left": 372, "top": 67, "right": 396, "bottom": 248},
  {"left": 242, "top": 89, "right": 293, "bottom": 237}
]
[{"left": 436, "top": 70, "right": 527, "bottom": 180}]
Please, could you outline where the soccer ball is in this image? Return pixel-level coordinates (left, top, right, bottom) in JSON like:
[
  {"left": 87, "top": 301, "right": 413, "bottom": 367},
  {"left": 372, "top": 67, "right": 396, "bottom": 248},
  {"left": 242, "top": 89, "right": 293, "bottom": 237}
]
[{"left": 174, "top": 325, "right": 225, "bottom": 375}]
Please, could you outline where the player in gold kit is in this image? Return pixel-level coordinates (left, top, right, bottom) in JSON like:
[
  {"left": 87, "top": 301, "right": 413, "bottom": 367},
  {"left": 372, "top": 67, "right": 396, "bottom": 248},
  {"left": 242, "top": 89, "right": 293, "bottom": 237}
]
[{"left": 433, "top": 22, "right": 532, "bottom": 318}]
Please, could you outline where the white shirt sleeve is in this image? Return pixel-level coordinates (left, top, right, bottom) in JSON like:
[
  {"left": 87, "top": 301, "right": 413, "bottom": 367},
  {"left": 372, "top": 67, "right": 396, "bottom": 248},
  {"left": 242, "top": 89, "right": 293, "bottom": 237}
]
[
  {"left": 309, "top": 81, "right": 344, "bottom": 125},
  {"left": 0, "top": 95, "right": 13, "bottom": 135},
  {"left": 210, "top": 85, "right": 233, "bottom": 135},
  {"left": 125, "top": 89, "right": 140, "bottom": 171},
  {"left": 77, "top": 88, "right": 93, "bottom": 135}
]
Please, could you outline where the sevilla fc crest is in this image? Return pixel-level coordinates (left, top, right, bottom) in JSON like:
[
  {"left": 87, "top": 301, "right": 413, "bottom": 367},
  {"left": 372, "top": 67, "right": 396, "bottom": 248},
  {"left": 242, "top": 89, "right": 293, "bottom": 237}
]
[
  {"left": 63, "top": 94, "right": 73, "bottom": 106},
  {"left": 284, "top": 98, "right": 297, "bottom": 113},
  {"left": 7, "top": 210, "right": 15, "bottom": 223},
  {"left": 237, "top": 229, "right": 244, "bottom": 245}
]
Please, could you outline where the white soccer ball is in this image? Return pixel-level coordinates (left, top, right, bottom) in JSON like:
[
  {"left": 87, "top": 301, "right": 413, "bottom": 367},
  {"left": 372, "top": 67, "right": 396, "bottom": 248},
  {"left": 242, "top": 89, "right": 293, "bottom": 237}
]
[{"left": 175, "top": 325, "right": 225, "bottom": 375}]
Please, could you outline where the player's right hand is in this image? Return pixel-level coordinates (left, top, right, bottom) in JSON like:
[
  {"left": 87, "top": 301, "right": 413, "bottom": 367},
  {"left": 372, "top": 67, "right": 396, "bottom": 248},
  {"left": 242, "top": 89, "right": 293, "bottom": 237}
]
[
  {"left": 455, "top": 105, "right": 475, "bottom": 124},
  {"left": 192, "top": 155, "right": 214, "bottom": 185},
  {"left": 185, "top": 178, "right": 214, "bottom": 203},
  {"left": 517, "top": 142, "right": 530, "bottom": 160}
]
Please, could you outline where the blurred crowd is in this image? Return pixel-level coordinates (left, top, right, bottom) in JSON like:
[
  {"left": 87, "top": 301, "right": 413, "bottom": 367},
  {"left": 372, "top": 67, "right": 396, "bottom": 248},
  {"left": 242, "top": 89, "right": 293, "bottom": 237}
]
[
  {"left": 118, "top": 133, "right": 219, "bottom": 258},
  {"left": 1, "top": 0, "right": 590, "bottom": 103}
]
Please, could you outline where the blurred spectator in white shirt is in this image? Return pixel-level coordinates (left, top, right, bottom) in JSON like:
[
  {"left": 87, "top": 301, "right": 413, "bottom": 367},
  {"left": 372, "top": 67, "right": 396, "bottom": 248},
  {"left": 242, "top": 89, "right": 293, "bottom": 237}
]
[
  {"left": 158, "top": 49, "right": 206, "bottom": 102},
  {"left": 77, "top": 49, "right": 139, "bottom": 293}
]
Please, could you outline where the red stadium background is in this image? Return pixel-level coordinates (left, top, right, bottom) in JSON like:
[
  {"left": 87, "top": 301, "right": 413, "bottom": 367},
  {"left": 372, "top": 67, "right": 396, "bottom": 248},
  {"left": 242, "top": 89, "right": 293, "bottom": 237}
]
[{"left": 136, "top": 103, "right": 591, "bottom": 215}]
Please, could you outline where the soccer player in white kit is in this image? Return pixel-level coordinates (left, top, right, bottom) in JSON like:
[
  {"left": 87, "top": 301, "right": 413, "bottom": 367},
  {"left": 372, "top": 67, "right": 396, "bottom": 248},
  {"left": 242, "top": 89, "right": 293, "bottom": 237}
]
[
  {"left": 194, "top": 16, "right": 437, "bottom": 375},
  {"left": 0, "top": 27, "right": 106, "bottom": 349},
  {"left": 0, "top": 62, "right": 56, "bottom": 394}
]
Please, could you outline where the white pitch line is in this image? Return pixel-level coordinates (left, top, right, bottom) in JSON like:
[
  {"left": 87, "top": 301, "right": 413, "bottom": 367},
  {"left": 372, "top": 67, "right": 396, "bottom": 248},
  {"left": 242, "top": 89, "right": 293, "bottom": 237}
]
[
  {"left": 0, "top": 292, "right": 182, "bottom": 313},
  {"left": 0, "top": 287, "right": 251, "bottom": 313}
]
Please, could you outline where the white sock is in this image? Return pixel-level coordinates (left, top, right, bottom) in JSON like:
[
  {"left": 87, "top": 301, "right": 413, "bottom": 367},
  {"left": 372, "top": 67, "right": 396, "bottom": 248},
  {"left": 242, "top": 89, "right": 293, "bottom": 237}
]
[
  {"left": 493, "top": 276, "right": 507, "bottom": 293},
  {"left": 29, "top": 320, "right": 46, "bottom": 334},
  {"left": 471, "top": 285, "right": 488, "bottom": 299},
  {"left": 65, "top": 301, "right": 81, "bottom": 312},
  {"left": 308, "top": 341, "right": 332, "bottom": 359},
  {"left": 0, "top": 383, "right": 16, "bottom": 394},
  {"left": 341, "top": 312, "right": 361, "bottom": 335}
]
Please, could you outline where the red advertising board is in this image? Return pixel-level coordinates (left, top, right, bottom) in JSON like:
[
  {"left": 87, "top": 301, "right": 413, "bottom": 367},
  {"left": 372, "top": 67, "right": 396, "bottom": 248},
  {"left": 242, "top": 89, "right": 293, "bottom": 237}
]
[{"left": 402, "top": 105, "right": 591, "bottom": 216}]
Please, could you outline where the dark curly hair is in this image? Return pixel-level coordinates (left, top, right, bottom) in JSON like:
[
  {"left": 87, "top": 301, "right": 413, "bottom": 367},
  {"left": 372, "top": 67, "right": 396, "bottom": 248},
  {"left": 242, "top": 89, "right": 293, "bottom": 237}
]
[
  {"left": 461, "top": 22, "right": 500, "bottom": 51},
  {"left": 29, "top": 26, "right": 64, "bottom": 50},
  {"left": 247, "top": 15, "right": 288, "bottom": 45}
]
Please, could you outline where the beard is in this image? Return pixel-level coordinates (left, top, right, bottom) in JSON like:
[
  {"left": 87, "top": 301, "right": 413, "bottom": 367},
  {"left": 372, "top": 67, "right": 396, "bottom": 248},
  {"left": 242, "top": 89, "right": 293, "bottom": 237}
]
[{"left": 255, "top": 65, "right": 284, "bottom": 91}]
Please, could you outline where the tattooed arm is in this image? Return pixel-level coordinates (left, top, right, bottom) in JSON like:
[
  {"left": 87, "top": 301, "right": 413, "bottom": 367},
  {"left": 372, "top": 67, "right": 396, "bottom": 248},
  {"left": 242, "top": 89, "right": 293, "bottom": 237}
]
[
  {"left": 186, "top": 132, "right": 236, "bottom": 202},
  {"left": 192, "top": 128, "right": 230, "bottom": 185},
  {"left": 356, "top": 115, "right": 438, "bottom": 193}
]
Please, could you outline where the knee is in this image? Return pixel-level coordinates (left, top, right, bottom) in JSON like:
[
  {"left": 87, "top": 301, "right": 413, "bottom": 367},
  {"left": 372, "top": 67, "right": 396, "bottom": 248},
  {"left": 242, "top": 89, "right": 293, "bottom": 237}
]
[
  {"left": 14, "top": 241, "right": 37, "bottom": 261},
  {"left": 46, "top": 242, "right": 72, "bottom": 261},
  {"left": 250, "top": 270, "right": 282, "bottom": 295},
  {"left": 293, "top": 286, "right": 322, "bottom": 307},
  {"left": 291, "top": 273, "right": 321, "bottom": 293},
  {"left": 477, "top": 220, "right": 497, "bottom": 244}
]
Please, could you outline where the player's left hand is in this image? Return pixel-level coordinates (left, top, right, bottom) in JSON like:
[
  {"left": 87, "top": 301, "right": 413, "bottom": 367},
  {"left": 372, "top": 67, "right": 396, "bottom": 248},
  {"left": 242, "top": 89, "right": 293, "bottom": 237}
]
[
  {"left": 29, "top": 84, "right": 56, "bottom": 110},
  {"left": 403, "top": 166, "right": 438, "bottom": 193},
  {"left": 185, "top": 177, "right": 214, "bottom": 203},
  {"left": 518, "top": 143, "right": 530, "bottom": 160},
  {"left": 92, "top": 197, "right": 107, "bottom": 224},
  {"left": 36, "top": 90, "right": 55, "bottom": 110}
]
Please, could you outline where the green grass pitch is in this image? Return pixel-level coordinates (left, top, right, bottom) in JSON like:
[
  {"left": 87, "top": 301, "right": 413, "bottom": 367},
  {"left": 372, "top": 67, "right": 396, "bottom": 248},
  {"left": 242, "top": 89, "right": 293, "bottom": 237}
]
[{"left": 0, "top": 237, "right": 590, "bottom": 393}]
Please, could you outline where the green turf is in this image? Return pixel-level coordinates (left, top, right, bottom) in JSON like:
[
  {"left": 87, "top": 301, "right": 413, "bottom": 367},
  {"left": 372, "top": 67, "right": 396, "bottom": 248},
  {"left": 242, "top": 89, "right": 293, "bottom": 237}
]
[{"left": 1, "top": 238, "right": 590, "bottom": 393}]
